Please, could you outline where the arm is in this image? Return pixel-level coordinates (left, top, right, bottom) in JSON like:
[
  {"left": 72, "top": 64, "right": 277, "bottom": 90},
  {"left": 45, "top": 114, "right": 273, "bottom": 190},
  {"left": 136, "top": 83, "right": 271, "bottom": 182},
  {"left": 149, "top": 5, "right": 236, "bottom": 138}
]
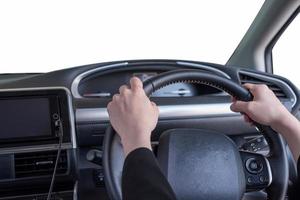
[
  {"left": 122, "top": 148, "right": 177, "bottom": 200},
  {"left": 107, "top": 77, "right": 177, "bottom": 200},
  {"left": 272, "top": 115, "right": 300, "bottom": 162},
  {"left": 230, "top": 83, "right": 300, "bottom": 162},
  {"left": 231, "top": 84, "right": 300, "bottom": 200}
]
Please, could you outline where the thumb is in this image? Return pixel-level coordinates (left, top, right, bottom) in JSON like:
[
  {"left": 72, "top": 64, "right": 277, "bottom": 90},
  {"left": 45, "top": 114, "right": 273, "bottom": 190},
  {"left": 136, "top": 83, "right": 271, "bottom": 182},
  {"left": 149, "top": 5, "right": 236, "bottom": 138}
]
[
  {"left": 130, "top": 77, "right": 143, "bottom": 91},
  {"left": 230, "top": 101, "right": 249, "bottom": 113}
]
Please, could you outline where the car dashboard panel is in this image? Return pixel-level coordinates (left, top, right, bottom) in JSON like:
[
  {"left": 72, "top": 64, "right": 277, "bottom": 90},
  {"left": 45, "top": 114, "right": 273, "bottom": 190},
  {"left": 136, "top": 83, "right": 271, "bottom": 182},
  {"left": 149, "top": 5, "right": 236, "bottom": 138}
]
[
  {"left": 0, "top": 60, "right": 298, "bottom": 200},
  {"left": 0, "top": 87, "right": 76, "bottom": 199}
]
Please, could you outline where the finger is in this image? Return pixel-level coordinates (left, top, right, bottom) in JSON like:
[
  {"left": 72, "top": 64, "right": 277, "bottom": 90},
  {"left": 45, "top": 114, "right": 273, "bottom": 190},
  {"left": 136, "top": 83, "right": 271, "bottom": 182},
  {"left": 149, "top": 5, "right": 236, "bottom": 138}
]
[
  {"left": 243, "top": 114, "right": 252, "bottom": 123},
  {"left": 230, "top": 101, "right": 249, "bottom": 113},
  {"left": 151, "top": 101, "right": 158, "bottom": 110},
  {"left": 243, "top": 115, "right": 248, "bottom": 123},
  {"left": 243, "top": 84, "right": 258, "bottom": 96},
  {"left": 230, "top": 96, "right": 237, "bottom": 102},
  {"left": 249, "top": 121, "right": 255, "bottom": 126},
  {"left": 130, "top": 77, "right": 143, "bottom": 91},
  {"left": 243, "top": 83, "right": 256, "bottom": 91},
  {"left": 107, "top": 101, "right": 113, "bottom": 110},
  {"left": 151, "top": 101, "right": 159, "bottom": 113},
  {"left": 246, "top": 114, "right": 255, "bottom": 125},
  {"left": 112, "top": 94, "right": 120, "bottom": 101},
  {"left": 107, "top": 102, "right": 113, "bottom": 116},
  {"left": 119, "top": 85, "right": 129, "bottom": 95}
]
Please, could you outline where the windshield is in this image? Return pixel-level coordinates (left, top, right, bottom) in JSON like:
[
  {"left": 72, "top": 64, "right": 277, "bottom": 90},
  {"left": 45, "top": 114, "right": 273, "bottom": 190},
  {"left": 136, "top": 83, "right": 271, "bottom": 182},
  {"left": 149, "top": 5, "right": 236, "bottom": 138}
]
[{"left": 0, "top": 0, "right": 264, "bottom": 73}]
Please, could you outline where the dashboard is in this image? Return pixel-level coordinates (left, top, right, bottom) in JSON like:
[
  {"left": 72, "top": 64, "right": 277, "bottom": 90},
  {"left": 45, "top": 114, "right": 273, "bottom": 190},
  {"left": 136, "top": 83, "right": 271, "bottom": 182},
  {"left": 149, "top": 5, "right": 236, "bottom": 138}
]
[{"left": 0, "top": 60, "right": 299, "bottom": 200}]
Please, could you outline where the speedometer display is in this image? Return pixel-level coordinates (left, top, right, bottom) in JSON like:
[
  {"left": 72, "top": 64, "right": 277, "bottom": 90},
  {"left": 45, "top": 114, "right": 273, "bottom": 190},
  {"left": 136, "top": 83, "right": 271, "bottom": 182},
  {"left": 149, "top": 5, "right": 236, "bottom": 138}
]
[{"left": 79, "top": 69, "right": 222, "bottom": 98}]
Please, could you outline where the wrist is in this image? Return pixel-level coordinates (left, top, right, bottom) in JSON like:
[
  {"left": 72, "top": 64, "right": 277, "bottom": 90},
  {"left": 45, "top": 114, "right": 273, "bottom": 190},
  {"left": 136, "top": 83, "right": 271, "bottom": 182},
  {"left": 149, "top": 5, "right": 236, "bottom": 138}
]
[
  {"left": 271, "top": 109, "right": 295, "bottom": 133},
  {"left": 123, "top": 142, "right": 152, "bottom": 157},
  {"left": 121, "top": 133, "right": 152, "bottom": 156}
]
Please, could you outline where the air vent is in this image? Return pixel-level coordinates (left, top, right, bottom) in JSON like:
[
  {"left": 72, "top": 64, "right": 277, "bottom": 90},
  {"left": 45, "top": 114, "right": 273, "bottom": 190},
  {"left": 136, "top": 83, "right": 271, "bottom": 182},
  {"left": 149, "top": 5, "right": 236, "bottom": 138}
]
[
  {"left": 14, "top": 150, "right": 68, "bottom": 178},
  {"left": 239, "top": 73, "right": 287, "bottom": 98}
]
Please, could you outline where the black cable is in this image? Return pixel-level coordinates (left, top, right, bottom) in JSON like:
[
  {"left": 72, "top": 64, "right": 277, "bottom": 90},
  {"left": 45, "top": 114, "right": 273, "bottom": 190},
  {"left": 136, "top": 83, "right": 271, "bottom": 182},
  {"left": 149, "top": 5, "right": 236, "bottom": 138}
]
[{"left": 47, "top": 119, "right": 64, "bottom": 200}]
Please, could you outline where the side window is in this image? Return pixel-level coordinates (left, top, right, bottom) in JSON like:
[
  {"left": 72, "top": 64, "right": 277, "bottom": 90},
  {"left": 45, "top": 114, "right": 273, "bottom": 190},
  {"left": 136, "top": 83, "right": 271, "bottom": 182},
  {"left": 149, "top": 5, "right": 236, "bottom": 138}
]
[{"left": 273, "top": 15, "right": 300, "bottom": 87}]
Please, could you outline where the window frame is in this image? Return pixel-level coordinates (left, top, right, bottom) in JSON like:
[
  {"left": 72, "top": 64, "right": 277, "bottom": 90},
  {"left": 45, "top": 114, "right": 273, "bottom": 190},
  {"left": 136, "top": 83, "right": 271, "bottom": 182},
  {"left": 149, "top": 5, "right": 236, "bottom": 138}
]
[{"left": 266, "top": 6, "right": 300, "bottom": 74}]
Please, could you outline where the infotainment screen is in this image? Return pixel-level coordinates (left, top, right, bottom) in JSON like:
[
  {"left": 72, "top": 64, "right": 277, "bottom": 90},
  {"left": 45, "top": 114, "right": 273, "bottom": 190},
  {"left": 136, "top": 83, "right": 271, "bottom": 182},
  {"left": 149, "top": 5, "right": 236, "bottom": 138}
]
[
  {"left": 0, "top": 98, "right": 52, "bottom": 140},
  {"left": 0, "top": 88, "right": 72, "bottom": 148}
]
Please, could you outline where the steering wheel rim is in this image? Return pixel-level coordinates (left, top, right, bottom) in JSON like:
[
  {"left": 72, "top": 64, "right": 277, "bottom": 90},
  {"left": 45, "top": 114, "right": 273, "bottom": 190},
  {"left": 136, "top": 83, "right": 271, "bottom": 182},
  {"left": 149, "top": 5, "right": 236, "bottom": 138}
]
[{"left": 103, "top": 69, "right": 289, "bottom": 200}]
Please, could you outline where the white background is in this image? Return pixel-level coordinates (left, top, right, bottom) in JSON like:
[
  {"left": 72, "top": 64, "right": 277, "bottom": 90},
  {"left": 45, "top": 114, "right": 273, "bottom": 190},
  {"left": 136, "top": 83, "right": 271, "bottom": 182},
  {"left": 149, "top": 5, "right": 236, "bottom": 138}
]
[
  {"left": 273, "top": 15, "right": 300, "bottom": 87},
  {"left": 0, "top": 0, "right": 299, "bottom": 87}
]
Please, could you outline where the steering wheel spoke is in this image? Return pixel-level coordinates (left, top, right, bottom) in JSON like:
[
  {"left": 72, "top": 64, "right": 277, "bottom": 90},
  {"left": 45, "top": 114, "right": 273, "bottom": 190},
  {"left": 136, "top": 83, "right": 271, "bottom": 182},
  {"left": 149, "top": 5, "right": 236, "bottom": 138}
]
[{"left": 240, "top": 151, "right": 272, "bottom": 191}]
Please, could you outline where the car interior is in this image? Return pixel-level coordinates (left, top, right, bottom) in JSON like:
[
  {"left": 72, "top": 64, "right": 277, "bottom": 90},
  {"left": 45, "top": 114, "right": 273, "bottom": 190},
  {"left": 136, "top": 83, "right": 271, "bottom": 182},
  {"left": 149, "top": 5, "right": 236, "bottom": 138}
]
[{"left": 0, "top": 0, "right": 299, "bottom": 199}]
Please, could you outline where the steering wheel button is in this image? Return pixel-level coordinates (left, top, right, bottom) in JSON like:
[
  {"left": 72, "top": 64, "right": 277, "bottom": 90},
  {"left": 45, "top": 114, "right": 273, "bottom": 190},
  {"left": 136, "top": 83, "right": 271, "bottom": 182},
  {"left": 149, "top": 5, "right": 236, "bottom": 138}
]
[
  {"left": 246, "top": 158, "right": 263, "bottom": 174},
  {"left": 257, "top": 138, "right": 262, "bottom": 143},
  {"left": 247, "top": 177, "right": 253, "bottom": 184},
  {"left": 250, "top": 162, "right": 258, "bottom": 170},
  {"left": 259, "top": 176, "right": 265, "bottom": 183}
]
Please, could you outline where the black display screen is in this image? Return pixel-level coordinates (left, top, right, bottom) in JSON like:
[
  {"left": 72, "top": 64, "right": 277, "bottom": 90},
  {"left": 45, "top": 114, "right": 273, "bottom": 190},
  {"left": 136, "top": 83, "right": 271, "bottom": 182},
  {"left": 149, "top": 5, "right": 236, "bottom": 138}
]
[{"left": 0, "top": 98, "right": 52, "bottom": 140}]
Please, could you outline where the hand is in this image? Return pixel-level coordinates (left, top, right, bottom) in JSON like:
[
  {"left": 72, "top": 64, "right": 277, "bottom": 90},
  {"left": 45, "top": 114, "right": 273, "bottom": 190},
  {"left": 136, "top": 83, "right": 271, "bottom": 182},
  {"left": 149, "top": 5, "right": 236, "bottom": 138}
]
[
  {"left": 231, "top": 83, "right": 300, "bottom": 161},
  {"left": 230, "top": 84, "right": 291, "bottom": 129},
  {"left": 107, "top": 77, "right": 159, "bottom": 156}
]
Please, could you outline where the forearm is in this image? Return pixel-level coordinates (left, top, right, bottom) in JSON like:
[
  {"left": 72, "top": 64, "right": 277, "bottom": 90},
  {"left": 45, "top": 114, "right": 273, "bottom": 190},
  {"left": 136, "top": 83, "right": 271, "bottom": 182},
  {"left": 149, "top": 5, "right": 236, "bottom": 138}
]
[
  {"left": 272, "top": 113, "right": 300, "bottom": 162},
  {"left": 122, "top": 148, "right": 177, "bottom": 200}
]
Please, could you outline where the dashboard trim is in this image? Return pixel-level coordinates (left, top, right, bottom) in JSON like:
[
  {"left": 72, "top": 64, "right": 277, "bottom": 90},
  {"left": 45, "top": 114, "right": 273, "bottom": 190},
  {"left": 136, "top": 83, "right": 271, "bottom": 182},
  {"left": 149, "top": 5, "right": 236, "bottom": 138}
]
[
  {"left": 71, "top": 62, "right": 129, "bottom": 98},
  {"left": 71, "top": 61, "right": 233, "bottom": 99},
  {"left": 0, "top": 143, "right": 73, "bottom": 155},
  {"left": 176, "top": 61, "right": 231, "bottom": 79},
  {"left": 0, "top": 86, "right": 77, "bottom": 151},
  {"left": 76, "top": 103, "right": 240, "bottom": 123}
]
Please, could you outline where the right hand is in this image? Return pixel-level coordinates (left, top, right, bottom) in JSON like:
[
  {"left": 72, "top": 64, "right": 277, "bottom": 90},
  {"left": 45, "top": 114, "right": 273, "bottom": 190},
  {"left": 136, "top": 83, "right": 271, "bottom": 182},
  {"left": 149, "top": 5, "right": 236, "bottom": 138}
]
[
  {"left": 107, "top": 77, "right": 159, "bottom": 156},
  {"left": 230, "top": 84, "right": 291, "bottom": 128}
]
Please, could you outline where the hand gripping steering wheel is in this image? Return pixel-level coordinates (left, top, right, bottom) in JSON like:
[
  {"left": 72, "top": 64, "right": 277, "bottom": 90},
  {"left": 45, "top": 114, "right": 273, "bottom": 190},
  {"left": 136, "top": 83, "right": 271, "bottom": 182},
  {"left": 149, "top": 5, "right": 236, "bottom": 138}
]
[{"left": 103, "top": 69, "right": 288, "bottom": 200}]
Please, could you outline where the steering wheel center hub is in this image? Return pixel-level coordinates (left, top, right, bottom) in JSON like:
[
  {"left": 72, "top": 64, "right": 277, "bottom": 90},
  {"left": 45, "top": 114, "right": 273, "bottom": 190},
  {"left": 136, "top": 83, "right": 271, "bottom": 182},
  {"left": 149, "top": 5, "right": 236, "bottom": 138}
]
[{"left": 157, "top": 129, "right": 245, "bottom": 200}]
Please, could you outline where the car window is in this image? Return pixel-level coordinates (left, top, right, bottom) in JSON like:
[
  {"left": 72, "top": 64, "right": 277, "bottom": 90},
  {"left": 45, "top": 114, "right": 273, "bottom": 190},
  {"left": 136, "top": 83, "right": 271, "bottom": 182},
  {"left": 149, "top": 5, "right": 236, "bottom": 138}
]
[
  {"left": 0, "top": 0, "right": 264, "bottom": 73},
  {"left": 273, "top": 15, "right": 300, "bottom": 87}
]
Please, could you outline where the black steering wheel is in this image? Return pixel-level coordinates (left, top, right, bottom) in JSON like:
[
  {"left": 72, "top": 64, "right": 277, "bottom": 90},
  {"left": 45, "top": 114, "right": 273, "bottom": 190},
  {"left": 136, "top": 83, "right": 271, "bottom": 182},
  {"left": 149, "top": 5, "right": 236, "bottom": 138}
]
[{"left": 103, "top": 69, "right": 288, "bottom": 200}]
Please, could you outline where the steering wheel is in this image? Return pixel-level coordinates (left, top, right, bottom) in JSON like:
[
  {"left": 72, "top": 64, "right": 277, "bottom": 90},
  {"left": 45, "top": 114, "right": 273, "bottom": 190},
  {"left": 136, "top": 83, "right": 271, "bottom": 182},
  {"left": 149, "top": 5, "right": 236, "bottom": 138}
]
[{"left": 103, "top": 69, "right": 288, "bottom": 200}]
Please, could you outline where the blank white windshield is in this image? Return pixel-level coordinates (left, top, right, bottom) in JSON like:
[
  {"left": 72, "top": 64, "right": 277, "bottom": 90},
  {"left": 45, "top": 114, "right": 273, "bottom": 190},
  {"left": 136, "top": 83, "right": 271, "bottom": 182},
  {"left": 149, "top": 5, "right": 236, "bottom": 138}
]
[{"left": 0, "top": 0, "right": 264, "bottom": 73}]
